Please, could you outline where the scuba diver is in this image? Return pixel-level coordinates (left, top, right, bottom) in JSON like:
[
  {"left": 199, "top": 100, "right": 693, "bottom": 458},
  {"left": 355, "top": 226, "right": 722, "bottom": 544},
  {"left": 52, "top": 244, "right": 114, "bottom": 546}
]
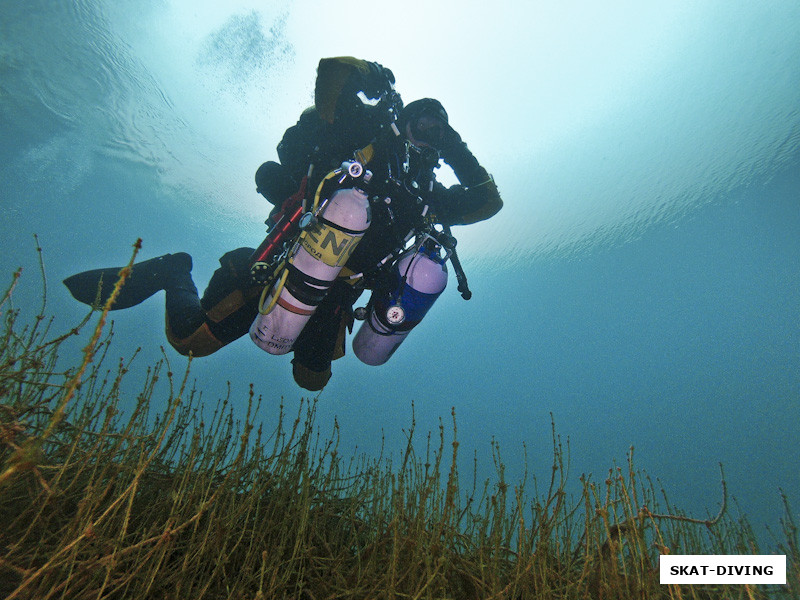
[{"left": 63, "top": 57, "right": 503, "bottom": 391}]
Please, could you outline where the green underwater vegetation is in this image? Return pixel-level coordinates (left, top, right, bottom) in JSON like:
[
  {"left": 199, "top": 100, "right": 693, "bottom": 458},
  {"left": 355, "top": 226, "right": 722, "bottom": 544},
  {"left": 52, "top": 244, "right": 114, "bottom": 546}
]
[{"left": 0, "top": 241, "right": 797, "bottom": 599}]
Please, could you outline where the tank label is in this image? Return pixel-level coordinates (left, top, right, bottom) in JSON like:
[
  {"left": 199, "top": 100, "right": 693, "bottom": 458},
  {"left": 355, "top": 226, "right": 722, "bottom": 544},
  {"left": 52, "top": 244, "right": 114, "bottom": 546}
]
[{"left": 301, "top": 223, "right": 362, "bottom": 267}]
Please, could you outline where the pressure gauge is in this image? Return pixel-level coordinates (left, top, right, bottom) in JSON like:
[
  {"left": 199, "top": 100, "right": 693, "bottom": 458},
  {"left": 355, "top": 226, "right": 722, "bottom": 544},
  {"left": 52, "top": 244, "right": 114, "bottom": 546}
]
[
  {"left": 299, "top": 212, "right": 316, "bottom": 229},
  {"left": 385, "top": 305, "right": 406, "bottom": 325}
]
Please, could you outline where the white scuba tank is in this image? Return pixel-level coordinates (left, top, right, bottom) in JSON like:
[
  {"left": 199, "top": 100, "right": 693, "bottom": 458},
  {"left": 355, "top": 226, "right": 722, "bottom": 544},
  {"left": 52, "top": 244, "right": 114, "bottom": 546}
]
[
  {"left": 250, "top": 186, "right": 371, "bottom": 355},
  {"left": 352, "top": 247, "right": 447, "bottom": 366}
]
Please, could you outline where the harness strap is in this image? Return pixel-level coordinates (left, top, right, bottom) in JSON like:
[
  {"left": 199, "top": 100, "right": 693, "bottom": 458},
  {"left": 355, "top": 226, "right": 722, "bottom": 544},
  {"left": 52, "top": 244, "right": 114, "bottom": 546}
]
[
  {"left": 284, "top": 262, "right": 334, "bottom": 306},
  {"left": 353, "top": 143, "right": 375, "bottom": 166}
]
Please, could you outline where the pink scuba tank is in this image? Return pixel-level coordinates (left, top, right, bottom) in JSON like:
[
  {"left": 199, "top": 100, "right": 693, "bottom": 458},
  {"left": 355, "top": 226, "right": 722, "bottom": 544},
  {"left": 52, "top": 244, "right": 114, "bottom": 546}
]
[{"left": 250, "top": 186, "right": 371, "bottom": 355}]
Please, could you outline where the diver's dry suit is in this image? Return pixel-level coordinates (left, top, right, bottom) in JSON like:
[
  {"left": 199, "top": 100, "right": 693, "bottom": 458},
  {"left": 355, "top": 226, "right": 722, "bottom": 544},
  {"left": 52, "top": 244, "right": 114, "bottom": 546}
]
[{"left": 63, "top": 56, "right": 503, "bottom": 391}]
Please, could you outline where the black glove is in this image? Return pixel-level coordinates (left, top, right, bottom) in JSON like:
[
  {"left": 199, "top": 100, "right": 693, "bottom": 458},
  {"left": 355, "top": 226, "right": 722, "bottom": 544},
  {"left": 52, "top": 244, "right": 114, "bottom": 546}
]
[
  {"left": 437, "top": 126, "right": 486, "bottom": 185},
  {"left": 362, "top": 61, "right": 395, "bottom": 99},
  {"left": 255, "top": 161, "right": 296, "bottom": 206},
  {"left": 437, "top": 123, "right": 463, "bottom": 157}
]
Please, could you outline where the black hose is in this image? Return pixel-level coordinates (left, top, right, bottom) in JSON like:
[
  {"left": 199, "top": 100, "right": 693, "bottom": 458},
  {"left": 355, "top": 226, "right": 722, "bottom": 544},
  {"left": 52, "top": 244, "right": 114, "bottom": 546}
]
[{"left": 442, "top": 225, "right": 472, "bottom": 300}]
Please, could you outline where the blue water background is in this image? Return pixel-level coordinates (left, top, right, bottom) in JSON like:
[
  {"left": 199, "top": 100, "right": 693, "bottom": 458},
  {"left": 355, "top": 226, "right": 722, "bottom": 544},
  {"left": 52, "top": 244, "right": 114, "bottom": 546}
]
[{"left": 1, "top": 1, "right": 798, "bottom": 547}]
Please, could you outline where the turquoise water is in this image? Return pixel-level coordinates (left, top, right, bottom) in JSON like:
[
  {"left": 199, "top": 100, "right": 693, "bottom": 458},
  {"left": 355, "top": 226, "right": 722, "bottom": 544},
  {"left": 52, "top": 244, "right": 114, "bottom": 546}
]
[{"left": 1, "top": 0, "right": 798, "bottom": 547}]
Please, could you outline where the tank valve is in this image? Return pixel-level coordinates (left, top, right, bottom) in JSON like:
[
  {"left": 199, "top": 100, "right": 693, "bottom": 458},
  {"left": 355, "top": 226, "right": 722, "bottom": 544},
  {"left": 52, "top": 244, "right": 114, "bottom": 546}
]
[{"left": 347, "top": 161, "right": 363, "bottom": 178}]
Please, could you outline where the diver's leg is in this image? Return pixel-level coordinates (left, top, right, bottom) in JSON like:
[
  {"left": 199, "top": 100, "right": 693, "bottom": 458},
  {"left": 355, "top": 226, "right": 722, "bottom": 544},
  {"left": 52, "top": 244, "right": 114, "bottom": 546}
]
[
  {"left": 166, "top": 248, "right": 258, "bottom": 357},
  {"left": 164, "top": 266, "right": 205, "bottom": 339},
  {"left": 63, "top": 253, "right": 195, "bottom": 311},
  {"left": 199, "top": 248, "right": 255, "bottom": 311},
  {"left": 291, "top": 281, "right": 360, "bottom": 391},
  {"left": 199, "top": 248, "right": 260, "bottom": 345}
]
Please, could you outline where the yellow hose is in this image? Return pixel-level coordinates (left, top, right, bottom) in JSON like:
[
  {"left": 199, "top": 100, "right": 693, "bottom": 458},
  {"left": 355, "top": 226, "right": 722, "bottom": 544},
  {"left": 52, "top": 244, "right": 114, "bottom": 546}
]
[
  {"left": 258, "top": 268, "right": 288, "bottom": 315},
  {"left": 311, "top": 166, "right": 345, "bottom": 214},
  {"left": 258, "top": 165, "right": 352, "bottom": 316}
]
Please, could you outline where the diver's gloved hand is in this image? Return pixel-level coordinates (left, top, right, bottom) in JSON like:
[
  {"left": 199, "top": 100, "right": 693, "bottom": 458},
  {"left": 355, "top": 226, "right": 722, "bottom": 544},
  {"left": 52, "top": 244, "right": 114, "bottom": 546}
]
[
  {"left": 437, "top": 125, "right": 488, "bottom": 187},
  {"left": 255, "top": 161, "right": 297, "bottom": 206},
  {"left": 438, "top": 124, "right": 465, "bottom": 161},
  {"left": 363, "top": 61, "right": 395, "bottom": 99}
]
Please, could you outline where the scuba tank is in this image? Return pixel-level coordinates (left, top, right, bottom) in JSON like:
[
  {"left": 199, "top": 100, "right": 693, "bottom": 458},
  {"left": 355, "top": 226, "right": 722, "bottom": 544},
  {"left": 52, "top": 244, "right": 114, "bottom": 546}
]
[
  {"left": 250, "top": 165, "right": 371, "bottom": 355},
  {"left": 352, "top": 244, "right": 448, "bottom": 366}
]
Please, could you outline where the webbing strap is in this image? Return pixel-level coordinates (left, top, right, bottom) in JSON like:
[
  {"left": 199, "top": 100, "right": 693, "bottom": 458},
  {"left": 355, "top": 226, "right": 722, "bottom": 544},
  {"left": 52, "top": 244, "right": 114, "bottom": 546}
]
[
  {"left": 353, "top": 143, "right": 375, "bottom": 166},
  {"left": 284, "top": 262, "right": 333, "bottom": 307}
]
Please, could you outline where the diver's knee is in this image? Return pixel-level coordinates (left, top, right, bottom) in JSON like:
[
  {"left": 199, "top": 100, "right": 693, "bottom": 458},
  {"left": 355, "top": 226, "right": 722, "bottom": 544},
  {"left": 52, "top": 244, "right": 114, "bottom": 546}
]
[
  {"left": 292, "top": 360, "right": 332, "bottom": 391},
  {"left": 165, "top": 319, "right": 224, "bottom": 358}
]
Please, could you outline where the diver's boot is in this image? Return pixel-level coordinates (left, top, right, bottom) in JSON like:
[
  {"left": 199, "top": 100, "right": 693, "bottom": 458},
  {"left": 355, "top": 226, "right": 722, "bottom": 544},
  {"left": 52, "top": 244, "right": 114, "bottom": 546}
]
[
  {"left": 63, "top": 253, "right": 194, "bottom": 310},
  {"left": 164, "top": 269, "right": 205, "bottom": 340}
]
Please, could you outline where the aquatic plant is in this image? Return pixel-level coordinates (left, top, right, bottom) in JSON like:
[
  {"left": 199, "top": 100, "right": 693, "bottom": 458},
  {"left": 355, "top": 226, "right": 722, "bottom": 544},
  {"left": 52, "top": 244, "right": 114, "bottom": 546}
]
[{"left": 1, "top": 241, "right": 797, "bottom": 599}]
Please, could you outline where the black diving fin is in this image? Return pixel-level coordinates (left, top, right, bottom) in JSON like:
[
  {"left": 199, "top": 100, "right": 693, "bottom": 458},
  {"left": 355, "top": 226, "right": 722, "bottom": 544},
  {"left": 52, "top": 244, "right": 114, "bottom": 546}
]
[{"left": 63, "top": 253, "right": 193, "bottom": 311}]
